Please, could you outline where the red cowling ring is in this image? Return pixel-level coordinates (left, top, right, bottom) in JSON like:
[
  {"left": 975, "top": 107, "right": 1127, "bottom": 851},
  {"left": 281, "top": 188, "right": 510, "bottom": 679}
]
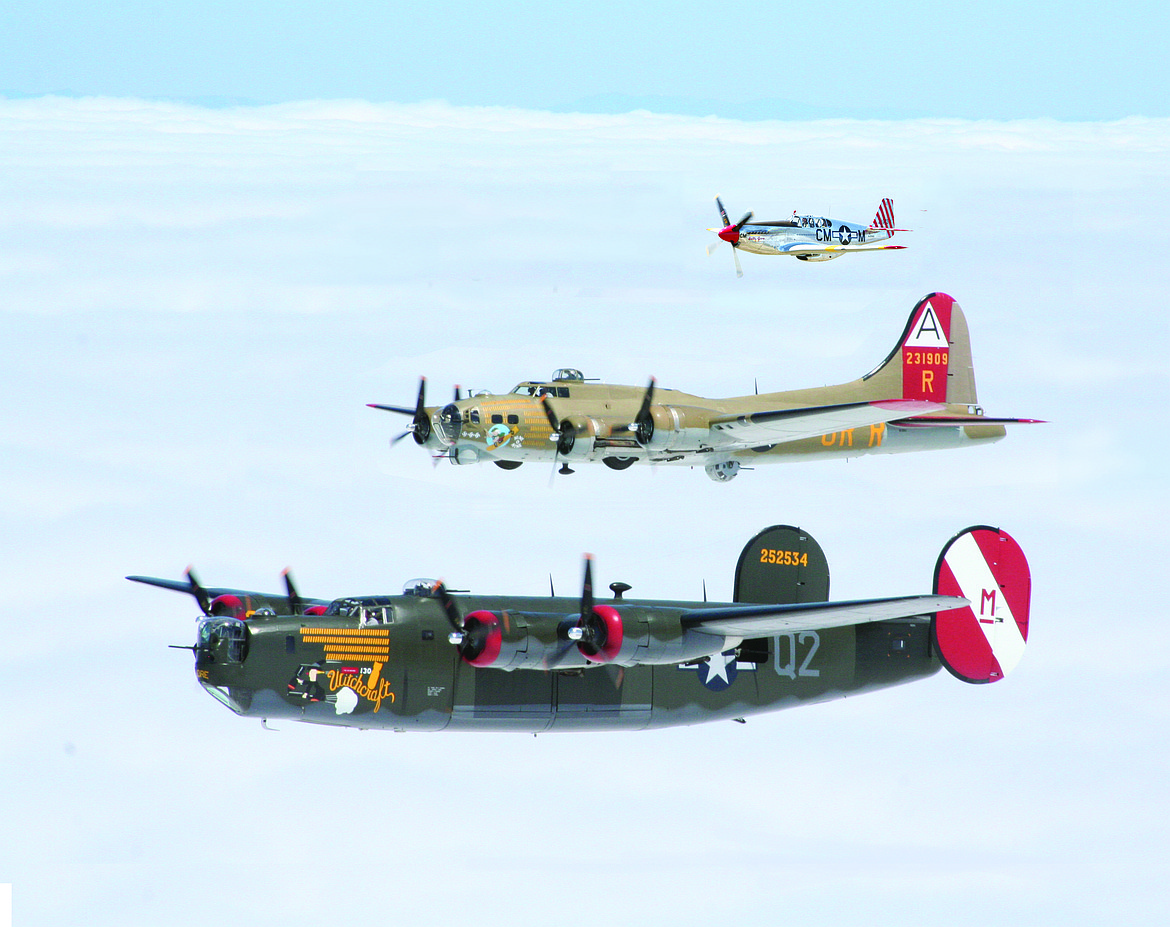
[
  {"left": 462, "top": 611, "right": 503, "bottom": 667},
  {"left": 209, "top": 594, "right": 246, "bottom": 618},
  {"left": 581, "top": 605, "right": 624, "bottom": 664}
]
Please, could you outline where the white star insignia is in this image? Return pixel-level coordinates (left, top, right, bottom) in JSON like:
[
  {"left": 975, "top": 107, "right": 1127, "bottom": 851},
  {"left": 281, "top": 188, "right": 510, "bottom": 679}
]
[{"left": 705, "top": 650, "right": 733, "bottom": 685}]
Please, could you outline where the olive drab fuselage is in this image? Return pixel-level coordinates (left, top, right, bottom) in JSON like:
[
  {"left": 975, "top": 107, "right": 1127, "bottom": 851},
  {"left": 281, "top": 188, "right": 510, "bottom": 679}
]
[
  {"left": 138, "top": 523, "right": 1031, "bottom": 730},
  {"left": 194, "top": 593, "right": 941, "bottom": 733}
]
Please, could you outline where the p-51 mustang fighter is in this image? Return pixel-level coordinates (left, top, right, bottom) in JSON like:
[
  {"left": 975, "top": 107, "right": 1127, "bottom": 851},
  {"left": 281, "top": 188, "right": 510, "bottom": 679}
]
[
  {"left": 370, "top": 293, "right": 1040, "bottom": 482},
  {"left": 708, "top": 195, "right": 906, "bottom": 275},
  {"left": 129, "top": 525, "right": 1030, "bottom": 733}
]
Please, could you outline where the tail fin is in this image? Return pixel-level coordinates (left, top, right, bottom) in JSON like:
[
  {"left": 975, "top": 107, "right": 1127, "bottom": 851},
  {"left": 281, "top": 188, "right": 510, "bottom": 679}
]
[
  {"left": 733, "top": 525, "right": 830, "bottom": 605},
  {"left": 932, "top": 527, "right": 1030, "bottom": 683},
  {"left": 869, "top": 197, "right": 895, "bottom": 231},
  {"left": 861, "top": 293, "right": 978, "bottom": 404}
]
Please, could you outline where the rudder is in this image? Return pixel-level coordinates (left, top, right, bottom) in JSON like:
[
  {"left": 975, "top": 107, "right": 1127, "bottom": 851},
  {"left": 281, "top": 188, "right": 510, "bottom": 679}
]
[
  {"left": 734, "top": 525, "right": 829, "bottom": 605},
  {"left": 862, "top": 293, "right": 979, "bottom": 405},
  {"left": 870, "top": 197, "right": 895, "bottom": 230},
  {"left": 932, "top": 526, "right": 1030, "bottom": 683}
]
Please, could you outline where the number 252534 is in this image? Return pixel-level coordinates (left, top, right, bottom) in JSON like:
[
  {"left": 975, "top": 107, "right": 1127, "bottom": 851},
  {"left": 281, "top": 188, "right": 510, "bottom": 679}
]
[{"left": 759, "top": 549, "right": 808, "bottom": 567}]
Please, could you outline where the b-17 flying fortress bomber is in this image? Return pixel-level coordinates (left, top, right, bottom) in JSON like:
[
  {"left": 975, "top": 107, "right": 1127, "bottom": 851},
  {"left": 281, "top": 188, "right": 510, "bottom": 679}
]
[
  {"left": 129, "top": 525, "right": 1031, "bottom": 733},
  {"left": 370, "top": 293, "right": 1041, "bottom": 482}
]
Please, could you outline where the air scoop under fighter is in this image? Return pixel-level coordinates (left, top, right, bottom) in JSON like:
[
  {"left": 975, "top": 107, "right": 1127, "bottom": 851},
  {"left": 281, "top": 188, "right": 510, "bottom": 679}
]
[
  {"left": 130, "top": 526, "right": 1031, "bottom": 733},
  {"left": 370, "top": 293, "right": 1041, "bottom": 482}
]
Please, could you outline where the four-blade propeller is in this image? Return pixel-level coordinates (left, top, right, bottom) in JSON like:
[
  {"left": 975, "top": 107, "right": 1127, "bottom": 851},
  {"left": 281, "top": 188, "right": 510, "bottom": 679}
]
[{"left": 707, "top": 195, "right": 753, "bottom": 278}]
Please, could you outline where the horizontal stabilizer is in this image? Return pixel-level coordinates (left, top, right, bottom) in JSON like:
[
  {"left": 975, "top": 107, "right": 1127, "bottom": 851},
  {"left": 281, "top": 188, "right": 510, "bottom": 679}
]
[
  {"left": 683, "top": 594, "right": 966, "bottom": 637},
  {"left": 894, "top": 414, "right": 1046, "bottom": 427}
]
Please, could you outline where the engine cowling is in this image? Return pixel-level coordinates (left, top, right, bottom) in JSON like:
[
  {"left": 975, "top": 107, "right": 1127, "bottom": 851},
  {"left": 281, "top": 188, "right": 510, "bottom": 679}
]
[
  {"left": 633, "top": 405, "right": 712, "bottom": 451},
  {"left": 209, "top": 594, "right": 247, "bottom": 618},
  {"left": 459, "top": 610, "right": 505, "bottom": 667},
  {"left": 556, "top": 415, "right": 600, "bottom": 458},
  {"left": 455, "top": 609, "right": 739, "bottom": 671},
  {"left": 455, "top": 611, "right": 590, "bottom": 671},
  {"left": 574, "top": 604, "right": 633, "bottom": 664},
  {"left": 573, "top": 607, "right": 738, "bottom": 667}
]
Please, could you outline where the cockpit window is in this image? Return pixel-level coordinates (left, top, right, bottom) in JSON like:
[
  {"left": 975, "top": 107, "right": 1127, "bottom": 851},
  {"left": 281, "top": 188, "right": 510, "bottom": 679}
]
[
  {"left": 511, "top": 384, "right": 537, "bottom": 396},
  {"left": 323, "top": 596, "right": 397, "bottom": 620},
  {"left": 359, "top": 605, "right": 393, "bottom": 626}
]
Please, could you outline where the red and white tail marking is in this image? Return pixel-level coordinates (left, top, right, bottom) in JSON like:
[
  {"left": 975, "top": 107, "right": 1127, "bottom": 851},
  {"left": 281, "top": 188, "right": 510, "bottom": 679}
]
[
  {"left": 870, "top": 197, "right": 895, "bottom": 230},
  {"left": 901, "top": 293, "right": 953, "bottom": 402},
  {"left": 933, "top": 527, "right": 1031, "bottom": 684}
]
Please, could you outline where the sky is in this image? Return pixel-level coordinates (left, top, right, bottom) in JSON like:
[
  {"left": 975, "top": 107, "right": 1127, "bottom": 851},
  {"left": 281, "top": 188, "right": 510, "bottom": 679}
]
[
  {"left": 3, "top": 1, "right": 1170, "bottom": 120},
  {"left": 3, "top": 5, "right": 1169, "bottom": 927}
]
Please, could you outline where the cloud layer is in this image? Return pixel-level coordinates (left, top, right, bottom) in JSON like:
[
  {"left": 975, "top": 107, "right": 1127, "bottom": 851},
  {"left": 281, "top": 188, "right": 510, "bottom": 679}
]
[{"left": 3, "top": 97, "right": 1168, "bottom": 926}]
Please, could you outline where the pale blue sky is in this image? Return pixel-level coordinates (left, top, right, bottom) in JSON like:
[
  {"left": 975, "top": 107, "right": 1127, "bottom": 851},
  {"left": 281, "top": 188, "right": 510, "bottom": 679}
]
[{"left": 2, "top": 0, "right": 1168, "bottom": 119}]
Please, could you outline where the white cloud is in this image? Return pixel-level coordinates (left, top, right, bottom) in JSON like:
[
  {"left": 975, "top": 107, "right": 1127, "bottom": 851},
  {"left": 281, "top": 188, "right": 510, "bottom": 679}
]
[{"left": 2, "top": 97, "right": 1168, "bottom": 926}]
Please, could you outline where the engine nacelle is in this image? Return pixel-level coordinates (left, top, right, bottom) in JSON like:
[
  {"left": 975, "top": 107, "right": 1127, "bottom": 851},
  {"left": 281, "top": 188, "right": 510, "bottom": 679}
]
[
  {"left": 457, "top": 611, "right": 590, "bottom": 671},
  {"left": 574, "top": 607, "right": 738, "bottom": 667},
  {"left": 556, "top": 415, "right": 601, "bottom": 459},
  {"left": 455, "top": 609, "right": 736, "bottom": 671},
  {"left": 574, "top": 604, "right": 641, "bottom": 664},
  {"left": 634, "top": 405, "right": 713, "bottom": 451}
]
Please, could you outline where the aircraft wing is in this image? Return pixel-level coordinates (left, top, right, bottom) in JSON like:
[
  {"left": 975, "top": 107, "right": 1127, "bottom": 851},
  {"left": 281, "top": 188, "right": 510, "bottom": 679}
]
[
  {"left": 126, "top": 575, "right": 332, "bottom": 610},
  {"left": 778, "top": 242, "right": 907, "bottom": 254},
  {"left": 708, "top": 399, "right": 942, "bottom": 447},
  {"left": 683, "top": 594, "right": 967, "bottom": 637}
]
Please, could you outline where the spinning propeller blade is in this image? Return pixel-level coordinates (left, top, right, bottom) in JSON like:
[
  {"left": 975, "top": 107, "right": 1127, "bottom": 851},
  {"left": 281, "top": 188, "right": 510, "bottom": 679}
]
[
  {"left": 632, "top": 377, "right": 656, "bottom": 445},
  {"left": 185, "top": 567, "right": 211, "bottom": 616},
  {"left": 368, "top": 377, "right": 432, "bottom": 445},
  {"left": 715, "top": 195, "right": 731, "bottom": 228},
  {"left": 282, "top": 569, "right": 303, "bottom": 616}
]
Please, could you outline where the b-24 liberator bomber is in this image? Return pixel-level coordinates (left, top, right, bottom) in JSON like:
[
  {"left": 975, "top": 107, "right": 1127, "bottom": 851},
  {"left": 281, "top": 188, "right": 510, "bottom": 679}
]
[
  {"left": 129, "top": 525, "right": 1030, "bottom": 733},
  {"left": 370, "top": 293, "right": 1040, "bottom": 482},
  {"left": 707, "top": 195, "right": 906, "bottom": 275}
]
